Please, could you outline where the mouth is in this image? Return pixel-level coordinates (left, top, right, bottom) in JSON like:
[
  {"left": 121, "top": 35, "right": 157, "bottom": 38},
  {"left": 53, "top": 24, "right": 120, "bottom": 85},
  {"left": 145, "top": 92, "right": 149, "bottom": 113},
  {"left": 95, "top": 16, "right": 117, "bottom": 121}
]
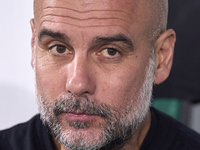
[
  {"left": 53, "top": 99, "right": 110, "bottom": 122},
  {"left": 61, "top": 111, "right": 99, "bottom": 122}
]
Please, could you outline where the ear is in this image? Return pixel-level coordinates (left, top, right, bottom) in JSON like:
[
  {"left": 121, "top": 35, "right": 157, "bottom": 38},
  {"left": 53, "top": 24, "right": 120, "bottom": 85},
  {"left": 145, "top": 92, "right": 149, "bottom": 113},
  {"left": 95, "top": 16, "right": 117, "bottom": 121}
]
[
  {"left": 154, "top": 29, "right": 176, "bottom": 84},
  {"left": 30, "top": 19, "right": 36, "bottom": 68}
]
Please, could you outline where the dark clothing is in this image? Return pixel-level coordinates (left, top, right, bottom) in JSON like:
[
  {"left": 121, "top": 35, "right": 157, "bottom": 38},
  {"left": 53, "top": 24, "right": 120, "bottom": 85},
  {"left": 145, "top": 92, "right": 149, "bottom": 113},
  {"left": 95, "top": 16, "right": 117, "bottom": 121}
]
[
  {"left": 0, "top": 107, "right": 200, "bottom": 150},
  {"left": 140, "top": 108, "right": 200, "bottom": 150},
  {"left": 0, "top": 115, "right": 57, "bottom": 150}
]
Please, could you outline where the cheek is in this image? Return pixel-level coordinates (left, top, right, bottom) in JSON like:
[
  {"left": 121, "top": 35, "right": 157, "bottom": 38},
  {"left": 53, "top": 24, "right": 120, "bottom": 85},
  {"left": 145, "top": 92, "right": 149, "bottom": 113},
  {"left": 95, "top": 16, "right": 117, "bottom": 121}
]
[
  {"left": 35, "top": 61, "right": 66, "bottom": 101},
  {"left": 96, "top": 66, "right": 146, "bottom": 109}
]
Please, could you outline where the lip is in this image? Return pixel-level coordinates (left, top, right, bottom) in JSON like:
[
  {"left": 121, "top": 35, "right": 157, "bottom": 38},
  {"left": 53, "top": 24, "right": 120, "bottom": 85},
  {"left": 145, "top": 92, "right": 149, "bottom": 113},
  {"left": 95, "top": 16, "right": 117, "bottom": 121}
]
[{"left": 61, "top": 112, "right": 98, "bottom": 121}]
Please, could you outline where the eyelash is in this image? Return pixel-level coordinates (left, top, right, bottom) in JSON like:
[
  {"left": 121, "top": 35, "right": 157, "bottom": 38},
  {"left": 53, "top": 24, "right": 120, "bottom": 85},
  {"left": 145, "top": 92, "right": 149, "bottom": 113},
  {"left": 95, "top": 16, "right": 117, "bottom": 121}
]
[
  {"left": 98, "top": 47, "right": 121, "bottom": 58},
  {"left": 48, "top": 44, "right": 71, "bottom": 55},
  {"left": 48, "top": 43, "right": 122, "bottom": 60}
]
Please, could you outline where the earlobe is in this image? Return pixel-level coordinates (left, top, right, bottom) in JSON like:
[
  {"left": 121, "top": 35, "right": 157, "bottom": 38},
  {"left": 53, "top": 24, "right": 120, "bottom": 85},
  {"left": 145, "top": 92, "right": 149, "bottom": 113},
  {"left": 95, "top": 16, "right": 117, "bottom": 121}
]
[
  {"left": 154, "top": 29, "right": 176, "bottom": 84},
  {"left": 30, "top": 19, "right": 36, "bottom": 68}
]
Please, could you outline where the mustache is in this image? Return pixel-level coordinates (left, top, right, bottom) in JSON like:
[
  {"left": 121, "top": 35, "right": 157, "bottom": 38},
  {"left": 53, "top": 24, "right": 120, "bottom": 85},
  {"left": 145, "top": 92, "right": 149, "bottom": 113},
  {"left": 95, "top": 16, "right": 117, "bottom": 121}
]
[{"left": 53, "top": 95, "right": 112, "bottom": 119}]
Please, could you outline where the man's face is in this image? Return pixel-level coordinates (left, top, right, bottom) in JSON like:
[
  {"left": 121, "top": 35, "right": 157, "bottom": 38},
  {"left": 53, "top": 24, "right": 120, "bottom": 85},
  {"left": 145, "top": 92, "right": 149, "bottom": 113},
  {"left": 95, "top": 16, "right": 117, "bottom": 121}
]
[{"left": 33, "top": 0, "right": 155, "bottom": 149}]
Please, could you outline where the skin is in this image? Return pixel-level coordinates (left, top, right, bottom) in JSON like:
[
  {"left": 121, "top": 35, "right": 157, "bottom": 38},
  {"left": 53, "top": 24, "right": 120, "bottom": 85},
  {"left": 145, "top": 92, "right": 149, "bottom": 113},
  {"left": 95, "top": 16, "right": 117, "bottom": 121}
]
[{"left": 31, "top": 0, "right": 176, "bottom": 149}]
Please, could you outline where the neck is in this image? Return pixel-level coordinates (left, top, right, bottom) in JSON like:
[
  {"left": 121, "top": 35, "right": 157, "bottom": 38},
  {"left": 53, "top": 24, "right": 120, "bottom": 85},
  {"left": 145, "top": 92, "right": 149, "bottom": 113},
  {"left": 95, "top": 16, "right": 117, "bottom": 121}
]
[{"left": 53, "top": 110, "right": 151, "bottom": 150}]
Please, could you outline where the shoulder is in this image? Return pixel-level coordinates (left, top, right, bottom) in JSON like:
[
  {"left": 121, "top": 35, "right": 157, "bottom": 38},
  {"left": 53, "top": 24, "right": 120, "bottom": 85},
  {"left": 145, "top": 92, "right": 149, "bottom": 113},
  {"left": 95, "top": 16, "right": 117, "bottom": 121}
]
[
  {"left": 0, "top": 114, "right": 50, "bottom": 150},
  {"left": 0, "top": 114, "right": 41, "bottom": 135},
  {"left": 151, "top": 107, "right": 200, "bottom": 150}
]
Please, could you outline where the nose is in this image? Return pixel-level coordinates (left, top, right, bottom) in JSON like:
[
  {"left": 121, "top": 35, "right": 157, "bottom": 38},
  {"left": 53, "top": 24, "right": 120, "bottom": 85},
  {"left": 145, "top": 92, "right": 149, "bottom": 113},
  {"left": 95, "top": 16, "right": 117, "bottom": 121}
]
[{"left": 65, "top": 55, "right": 96, "bottom": 96}]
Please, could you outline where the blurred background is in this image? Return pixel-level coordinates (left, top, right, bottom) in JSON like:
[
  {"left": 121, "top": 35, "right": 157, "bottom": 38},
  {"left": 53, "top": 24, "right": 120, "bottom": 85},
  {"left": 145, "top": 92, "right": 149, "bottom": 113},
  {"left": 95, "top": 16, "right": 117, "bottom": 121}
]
[
  {"left": 153, "top": 0, "right": 200, "bottom": 133},
  {"left": 0, "top": 0, "right": 200, "bottom": 132},
  {"left": 0, "top": 0, "right": 37, "bottom": 130}
]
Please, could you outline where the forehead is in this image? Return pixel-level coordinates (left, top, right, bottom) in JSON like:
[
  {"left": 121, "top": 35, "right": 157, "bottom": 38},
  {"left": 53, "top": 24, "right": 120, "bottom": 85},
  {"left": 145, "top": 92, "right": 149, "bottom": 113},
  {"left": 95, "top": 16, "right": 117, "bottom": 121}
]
[
  {"left": 35, "top": 0, "right": 151, "bottom": 44},
  {"left": 35, "top": 0, "right": 148, "bottom": 26},
  {"left": 35, "top": 0, "right": 139, "bottom": 16}
]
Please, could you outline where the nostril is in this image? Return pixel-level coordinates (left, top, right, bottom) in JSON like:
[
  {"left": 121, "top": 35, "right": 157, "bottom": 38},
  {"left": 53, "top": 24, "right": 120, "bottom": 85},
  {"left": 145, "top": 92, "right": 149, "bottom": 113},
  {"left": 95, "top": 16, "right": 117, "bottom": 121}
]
[{"left": 67, "top": 90, "right": 72, "bottom": 94}]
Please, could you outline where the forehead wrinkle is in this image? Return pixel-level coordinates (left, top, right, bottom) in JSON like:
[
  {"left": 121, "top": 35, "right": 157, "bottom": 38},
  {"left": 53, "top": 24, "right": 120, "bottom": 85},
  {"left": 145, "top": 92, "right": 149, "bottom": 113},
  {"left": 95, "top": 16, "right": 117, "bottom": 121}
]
[
  {"left": 43, "top": 6, "right": 130, "bottom": 15},
  {"left": 39, "top": 13, "right": 131, "bottom": 32},
  {"left": 39, "top": 0, "right": 136, "bottom": 14},
  {"left": 39, "top": 20, "right": 130, "bottom": 34},
  {"left": 39, "top": 7, "right": 132, "bottom": 25},
  {"left": 40, "top": 14, "right": 131, "bottom": 26}
]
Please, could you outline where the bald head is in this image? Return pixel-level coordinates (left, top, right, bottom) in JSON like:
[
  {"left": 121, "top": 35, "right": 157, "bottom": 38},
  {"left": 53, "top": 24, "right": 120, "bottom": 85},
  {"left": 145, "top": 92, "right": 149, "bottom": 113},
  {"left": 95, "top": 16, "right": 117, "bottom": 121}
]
[{"left": 33, "top": 0, "right": 168, "bottom": 45}]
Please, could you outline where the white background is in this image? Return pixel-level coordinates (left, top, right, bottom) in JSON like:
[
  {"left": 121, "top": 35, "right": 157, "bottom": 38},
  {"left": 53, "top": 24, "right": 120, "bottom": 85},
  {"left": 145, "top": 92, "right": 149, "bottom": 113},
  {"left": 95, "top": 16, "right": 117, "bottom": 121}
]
[{"left": 0, "top": 0, "right": 38, "bottom": 130}]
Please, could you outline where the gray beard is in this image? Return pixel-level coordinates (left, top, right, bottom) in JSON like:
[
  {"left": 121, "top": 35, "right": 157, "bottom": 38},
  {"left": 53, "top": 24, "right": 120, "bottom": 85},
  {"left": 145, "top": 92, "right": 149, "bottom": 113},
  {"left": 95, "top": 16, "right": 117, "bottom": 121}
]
[
  {"left": 36, "top": 56, "right": 155, "bottom": 150},
  {"left": 38, "top": 96, "right": 141, "bottom": 150}
]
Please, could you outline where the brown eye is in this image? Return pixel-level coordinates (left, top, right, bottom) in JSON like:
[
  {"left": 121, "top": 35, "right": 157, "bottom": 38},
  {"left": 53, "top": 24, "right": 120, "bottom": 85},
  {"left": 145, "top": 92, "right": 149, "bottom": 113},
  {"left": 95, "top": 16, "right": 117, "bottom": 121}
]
[
  {"left": 56, "top": 45, "right": 66, "bottom": 53},
  {"left": 50, "top": 44, "right": 70, "bottom": 55},
  {"left": 101, "top": 48, "right": 119, "bottom": 57},
  {"left": 107, "top": 48, "right": 118, "bottom": 56}
]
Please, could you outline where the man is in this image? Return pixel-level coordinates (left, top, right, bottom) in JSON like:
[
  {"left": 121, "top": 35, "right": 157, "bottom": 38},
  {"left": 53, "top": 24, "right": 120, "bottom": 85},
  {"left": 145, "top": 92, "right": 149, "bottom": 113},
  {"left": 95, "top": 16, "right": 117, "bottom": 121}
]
[{"left": 0, "top": 0, "right": 200, "bottom": 150}]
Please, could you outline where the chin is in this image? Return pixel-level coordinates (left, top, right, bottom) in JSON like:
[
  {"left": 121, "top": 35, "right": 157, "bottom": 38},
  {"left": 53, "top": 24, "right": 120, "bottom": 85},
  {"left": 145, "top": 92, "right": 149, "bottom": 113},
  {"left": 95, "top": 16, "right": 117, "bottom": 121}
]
[{"left": 55, "top": 121, "right": 109, "bottom": 150}]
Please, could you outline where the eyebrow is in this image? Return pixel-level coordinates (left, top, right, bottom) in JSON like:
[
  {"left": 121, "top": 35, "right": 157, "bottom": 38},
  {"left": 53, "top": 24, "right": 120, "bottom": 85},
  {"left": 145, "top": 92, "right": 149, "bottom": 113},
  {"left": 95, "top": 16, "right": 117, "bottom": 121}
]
[
  {"left": 38, "top": 28, "right": 70, "bottom": 42},
  {"left": 38, "top": 29, "right": 134, "bottom": 51},
  {"left": 92, "top": 34, "right": 134, "bottom": 50}
]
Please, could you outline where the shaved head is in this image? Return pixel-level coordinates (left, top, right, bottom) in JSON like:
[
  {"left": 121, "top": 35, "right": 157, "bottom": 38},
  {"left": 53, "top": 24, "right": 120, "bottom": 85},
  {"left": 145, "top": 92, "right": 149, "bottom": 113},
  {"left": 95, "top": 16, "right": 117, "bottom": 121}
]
[{"left": 33, "top": 0, "right": 168, "bottom": 45}]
